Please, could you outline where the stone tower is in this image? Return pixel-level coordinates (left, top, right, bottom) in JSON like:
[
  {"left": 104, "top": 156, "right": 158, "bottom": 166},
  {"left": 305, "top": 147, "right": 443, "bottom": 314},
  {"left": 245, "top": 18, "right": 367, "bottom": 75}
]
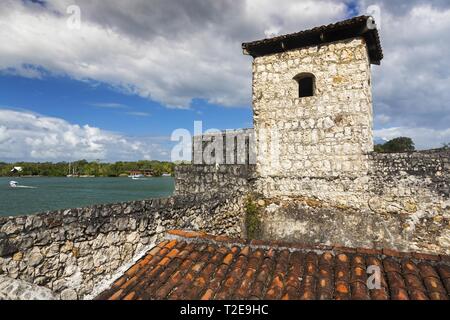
[{"left": 242, "top": 16, "right": 383, "bottom": 204}]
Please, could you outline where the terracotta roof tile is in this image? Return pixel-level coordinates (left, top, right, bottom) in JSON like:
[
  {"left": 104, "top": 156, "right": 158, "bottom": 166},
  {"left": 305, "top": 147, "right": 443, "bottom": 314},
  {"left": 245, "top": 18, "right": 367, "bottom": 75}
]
[
  {"left": 350, "top": 281, "right": 370, "bottom": 300},
  {"left": 443, "top": 279, "right": 450, "bottom": 295},
  {"left": 404, "top": 274, "right": 427, "bottom": 294},
  {"left": 390, "top": 287, "right": 410, "bottom": 300},
  {"left": 413, "top": 252, "right": 441, "bottom": 261},
  {"left": 97, "top": 230, "right": 450, "bottom": 300},
  {"left": 402, "top": 260, "right": 421, "bottom": 276},
  {"left": 370, "top": 289, "right": 389, "bottom": 300},
  {"left": 437, "top": 265, "right": 450, "bottom": 279},
  {"left": 123, "top": 291, "right": 136, "bottom": 300},
  {"left": 429, "top": 291, "right": 448, "bottom": 300},
  {"left": 418, "top": 263, "right": 440, "bottom": 279},
  {"left": 409, "top": 289, "right": 429, "bottom": 300}
]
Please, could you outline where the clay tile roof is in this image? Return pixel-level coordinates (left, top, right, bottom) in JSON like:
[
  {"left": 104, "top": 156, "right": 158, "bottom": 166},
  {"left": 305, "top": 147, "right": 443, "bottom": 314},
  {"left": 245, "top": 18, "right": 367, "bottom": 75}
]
[
  {"left": 242, "top": 15, "right": 383, "bottom": 65},
  {"left": 96, "top": 230, "right": 449, "bottom": 301}
]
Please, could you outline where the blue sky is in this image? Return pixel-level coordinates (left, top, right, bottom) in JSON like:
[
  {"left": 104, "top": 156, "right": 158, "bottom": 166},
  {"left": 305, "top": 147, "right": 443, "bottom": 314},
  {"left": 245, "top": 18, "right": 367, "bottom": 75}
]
[
  {"left": 1, "top": 0, "right": 450, "bottom": 161},
  {"left": 0, "top": 74, "right": 253, "bottom": 137}
]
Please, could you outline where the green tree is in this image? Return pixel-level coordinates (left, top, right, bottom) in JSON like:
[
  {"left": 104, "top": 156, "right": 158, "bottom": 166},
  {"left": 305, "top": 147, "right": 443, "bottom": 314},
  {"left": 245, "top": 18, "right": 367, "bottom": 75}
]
[
  {"left": 374, "top": 137, "right": 415, "bottom": 153},
  {"left": 0, "top": 160, "right": 175, "bottom": 177}
]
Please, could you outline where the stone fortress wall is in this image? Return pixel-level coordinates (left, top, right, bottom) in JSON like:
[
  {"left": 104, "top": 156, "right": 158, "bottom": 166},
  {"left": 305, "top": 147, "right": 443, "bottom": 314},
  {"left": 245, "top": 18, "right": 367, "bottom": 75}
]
[
  {"left": 174, "top": 164, "right": 255, "bottom": 195},
  {"left": 242, "top": 35, "right": 449, "bottom": 254},
  {"left": 178, "top": 122, "right": 450, "bottom": 255},
  {"left": 0, "top": 190, "right": 248, "bottom": 300},
  {"left": 192, "top": 128, "right": 255, "bottom": 165},
  {"left": 175, "top": 119, "right": 450, "bottom": 255},
  {"left": 257, "top": 149, "right": 450, "bottom": 255},
  {"left": 252, "top": 38, "right": 373, "bottom": 197},
  {"left": 257, "top": 149, "right": 450, "bottom": 210}
]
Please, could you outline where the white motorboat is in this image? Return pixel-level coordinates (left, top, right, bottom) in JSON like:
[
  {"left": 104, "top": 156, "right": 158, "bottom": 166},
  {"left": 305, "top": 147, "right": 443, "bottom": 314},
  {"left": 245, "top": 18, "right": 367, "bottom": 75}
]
[
  {"left": 9, "top": 181, "right": 36, "bottom": 189},
  {"left": 129, "top": 174, "right": 145, "bottom": 180}
]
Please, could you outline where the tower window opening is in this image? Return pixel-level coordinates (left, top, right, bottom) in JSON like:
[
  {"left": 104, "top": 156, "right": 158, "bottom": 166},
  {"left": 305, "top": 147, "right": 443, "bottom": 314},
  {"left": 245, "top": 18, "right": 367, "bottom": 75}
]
[{"left": 294, "top": 73, "right": 315, "bottom": 98}]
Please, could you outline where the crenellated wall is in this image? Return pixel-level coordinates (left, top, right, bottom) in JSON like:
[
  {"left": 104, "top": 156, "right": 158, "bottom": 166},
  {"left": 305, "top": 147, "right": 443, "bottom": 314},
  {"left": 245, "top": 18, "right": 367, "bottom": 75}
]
[
  {"left": 256, "top": 149, "right": 450, "bottom": 255},
  {"left": 192, "top": 129, "right": 255, "bottom": 165},
  {"left": 174, "top": 164, "right": 256, "bottom": 195}
]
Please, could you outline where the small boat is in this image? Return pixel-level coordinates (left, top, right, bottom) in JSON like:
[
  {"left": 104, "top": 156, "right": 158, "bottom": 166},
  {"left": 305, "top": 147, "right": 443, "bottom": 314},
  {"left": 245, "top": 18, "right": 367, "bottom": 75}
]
[
  {"left": 9, "top": 181, "right": 37, "bottom": 189},
  {"left": 67, "top": 162, "right": 79, "bottom": 177},
  {"left": 129, "top": 174, "right": 145, "bottom": 180}
]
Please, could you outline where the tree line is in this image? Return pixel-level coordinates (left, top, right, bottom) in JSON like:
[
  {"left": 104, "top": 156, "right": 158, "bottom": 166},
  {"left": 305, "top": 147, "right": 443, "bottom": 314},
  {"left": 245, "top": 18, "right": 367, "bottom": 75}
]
[
  {"left": 0, "top": 160, "right": 175, "bottom": 177},
  {"left": 374, "top": 137, "right": 416, "bottom": 153},
  {"left": 374, "top": 137, "right": 450, "bottom": 153}
]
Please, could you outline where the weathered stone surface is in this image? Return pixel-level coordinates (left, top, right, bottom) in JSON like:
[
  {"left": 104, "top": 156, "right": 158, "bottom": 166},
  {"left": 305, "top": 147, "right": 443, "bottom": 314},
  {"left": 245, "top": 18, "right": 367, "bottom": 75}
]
[
  {"left": 60, "top": 288, "right": 78, "bottom": 300},
  {"left": 258, "top": 197, "right": 449, "bottom": 255},
  {"left": 1, "top": 220, "right": 23, "bottom": 235},
  {"left": 175, "top": 164, "right": 255, "bottom": 195},
  {"left": 0, "top": 275, "right": 56, "bottom": 300},
  {"left": 28, "top": 249, "right": 44, "bottom": 267},
  {"left": 12, "top": 252, "right": 23, "bottom": 262},
  {"left": 253, "top": 149, "right": 450, "bottom": 254},
  {"left": 0, "top": 239, "right": 18, "bottom": 257},
  {"left": 252, "top": 38, "right": 373, "bottom": 190}
]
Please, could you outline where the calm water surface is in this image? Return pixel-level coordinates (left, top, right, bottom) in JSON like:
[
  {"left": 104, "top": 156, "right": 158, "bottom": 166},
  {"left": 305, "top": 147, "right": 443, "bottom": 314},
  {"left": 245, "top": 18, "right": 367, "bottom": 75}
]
[{"left": 0, "top": 177, "right": 174, "bottom": 216}]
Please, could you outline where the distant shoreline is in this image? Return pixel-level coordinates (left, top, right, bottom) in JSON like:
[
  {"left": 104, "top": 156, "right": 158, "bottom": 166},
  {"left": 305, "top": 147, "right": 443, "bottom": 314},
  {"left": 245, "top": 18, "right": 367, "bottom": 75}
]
[
  {"left": 1, "top": 175, "right": 173, "bottom": 178},
  {"left": 0, "top": 160, "right": 175, "bottom": 178}
]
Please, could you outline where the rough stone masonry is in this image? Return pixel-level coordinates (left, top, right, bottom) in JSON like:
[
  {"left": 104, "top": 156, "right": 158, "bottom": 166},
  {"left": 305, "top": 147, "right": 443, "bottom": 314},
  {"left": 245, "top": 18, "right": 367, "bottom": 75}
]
[
  {"left": 239, "top": 16, "right": 449, "bottom": 254},
  {"left": 252, "top": 38, "right": 372, "bottom": 196}
]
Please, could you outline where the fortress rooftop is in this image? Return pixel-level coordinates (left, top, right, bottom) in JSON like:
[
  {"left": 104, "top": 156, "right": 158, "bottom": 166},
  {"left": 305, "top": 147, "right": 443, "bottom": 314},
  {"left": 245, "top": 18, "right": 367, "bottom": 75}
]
[
  {"left": 97, "top": 230, "right": 450, "bottom": 300},
  {"left": 242, "top": 15, "right": 383, "bottom": 64}
]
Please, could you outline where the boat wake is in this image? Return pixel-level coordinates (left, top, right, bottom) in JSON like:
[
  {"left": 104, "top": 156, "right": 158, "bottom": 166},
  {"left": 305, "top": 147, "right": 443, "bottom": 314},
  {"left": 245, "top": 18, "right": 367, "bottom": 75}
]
[{"left": 9, "top": 181, "right": 37, "bottom": 189}]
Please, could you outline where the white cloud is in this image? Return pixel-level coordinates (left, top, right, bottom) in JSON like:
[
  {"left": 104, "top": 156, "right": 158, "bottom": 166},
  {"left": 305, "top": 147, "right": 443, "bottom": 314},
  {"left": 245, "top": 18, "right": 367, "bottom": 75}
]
[
  {"left": 0, "top": 0, "right": 347, "bottom": 108},
  {"left": 374, "top": 127, "right": 450, "bottom": 150},
  {"left": 354, "top": 1, "right": 450, "bottom": 149},
  {"left": 0, "top": 109, "right": 171, "bottom": 162},
  {"left": 91, "top": 103, "right": 128, "bottom": 109},
  {"left": 126, "top": 112, "right": 151, "bottom": 117},
  {"left": 356, "top": 1, "right": 450, "bottom": 131},
  {"left": 0, "top": 126, "right": 10, "bottom": 144},
  {"left": 1, "top": 1, "right": 450, "bottom": 151}
]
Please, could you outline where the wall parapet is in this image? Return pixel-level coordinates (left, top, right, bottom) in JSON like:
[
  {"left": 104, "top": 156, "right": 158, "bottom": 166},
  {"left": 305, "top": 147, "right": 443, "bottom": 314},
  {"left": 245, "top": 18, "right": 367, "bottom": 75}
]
[
  {"left": 369, "top": 150, "right": 450, "bottom": 198},
  {"left": 370, "top": 149, "right": 450, "bottom": 173},
  {"left": 192, "top": 128, "right": 255, "bottom": 165},
  {"left": 174, "top": 164, "right": 256, "bottom": 195},
  {"left": 254, "top": 149, "right": 450, "bottom": 255}
]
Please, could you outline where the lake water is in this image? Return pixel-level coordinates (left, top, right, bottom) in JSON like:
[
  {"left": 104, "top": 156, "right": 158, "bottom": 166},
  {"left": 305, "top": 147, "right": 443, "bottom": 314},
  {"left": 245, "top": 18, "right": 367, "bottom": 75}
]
[{"left": 0, "top": 177, "right": 174, "bottom": 217}]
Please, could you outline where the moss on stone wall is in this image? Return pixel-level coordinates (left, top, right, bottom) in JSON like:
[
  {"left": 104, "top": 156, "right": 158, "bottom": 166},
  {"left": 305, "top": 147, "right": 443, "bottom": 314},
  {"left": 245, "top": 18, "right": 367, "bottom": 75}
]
[{"left": 245, "top": 196, "right": 262, "bottom": 239}]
